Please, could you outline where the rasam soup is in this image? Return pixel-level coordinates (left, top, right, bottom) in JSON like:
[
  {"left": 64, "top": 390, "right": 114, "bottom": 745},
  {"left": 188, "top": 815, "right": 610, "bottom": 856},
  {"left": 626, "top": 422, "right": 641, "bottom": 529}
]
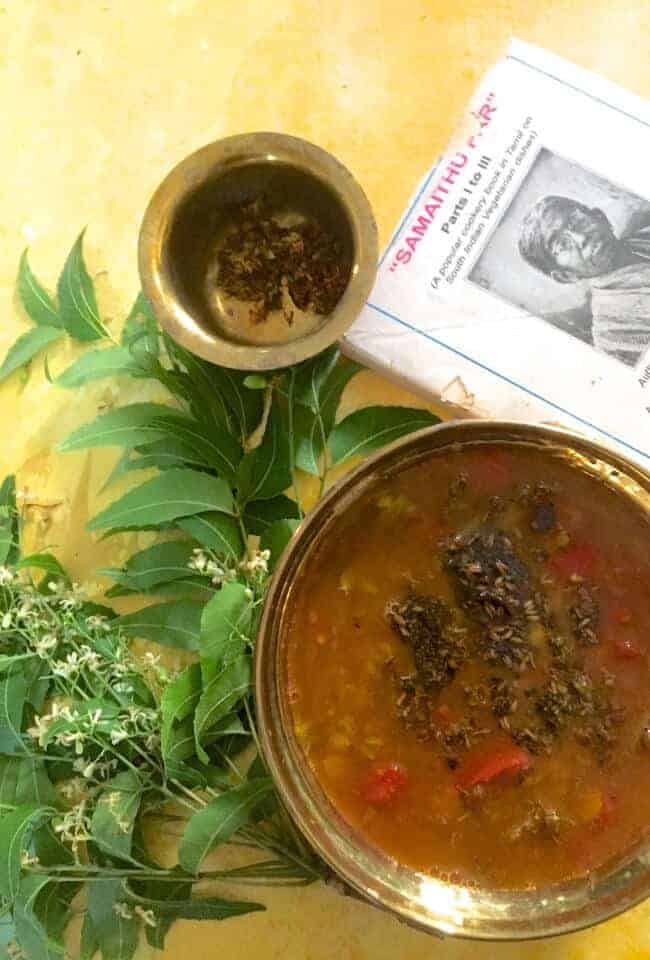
[{"left": 285, "top": 443, "right": 650, "bottom": 889}]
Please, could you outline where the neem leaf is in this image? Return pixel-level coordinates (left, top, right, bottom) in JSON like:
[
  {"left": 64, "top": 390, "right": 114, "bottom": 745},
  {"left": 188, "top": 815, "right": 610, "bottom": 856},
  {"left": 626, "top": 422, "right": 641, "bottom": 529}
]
[
  {"left": 161, "top": 663, "right": 202, "bottom": 766},
  {"left": 318, "top": 357, "right": 362, "bottom": 435},
  {"left": 177, "top": 512, "right": 243, "bottom": 561},
  {"left": 56, "top": 231, "right": 105, "bottom": 341},
  {"left": 58, "top": 402, "right": 179, "bottom": 452},
  {"left": 31, "top": 823, "right": 73, "bottom": 868},
  {"left": 109, "top": 540, "right": 196, "bottom": 592},
  {"left": 125, "top": 883, "right": 264, "bottom": 922},
  {"left": 121, "top": 292, "right": 159, "bottom": 358},
  {"left": 22, "top": 657, "right": 50, "bottom": 712},
  {"left": 287, "top": 350, "right": 361, "bottom": 476},
  {"left": 291, "top": 404, "right": 322, "bottom": 476},
  {"left": 104, "top": 575, "right": 214, "bottom": 603},
  {"left": 260, "top": 518, "right": 299, "bottom": 568},
  {"left": 236, "top": 404, "right": 291, "bottom": 504},
  {"left": 0, "top": 667, "right": 27, "bottom": 754},
  {"left": 193, "top": 655, "right": 251, "bottom": 762},
  {"left": 116, "top": 600, "right": 204, "bottom": 651},
  {"left": 87, "top": 469, "right": 234, "bottom": 531},
  {"left": 13, "top": 873, "right": 73, "bottom": 960},
  {"left": 291, "top": 345, "right": 340, "bottom": 410},
  {"left": 0, "top": 803, "right": 52, "bottom": 901},
  {"left": 328, "top": 405, "right": 440, "bottom": 465},
  {"left": 0, "top": 758, "right": 60, "bottom": 809},
  {"left": 56, "top": 346, "right": 143, "bottom": 388},
  {"left": 178, "top": 778, "right": 273, "bottom": 873},
  {"left": 199, "top": 583, "right": 251, "bottom": 682},
  {"left": 87, "top": 878, "right": 139, "bottom": 960},
  {"left": 79, "top": 913, "right": 99, "bottom": 960},
  {"left": 242, "top": 495, "right": 299, "bottom": 536},
  {"left": 17, "top": 251, "right": 61, "bottom": 328},
  {"left": 208, "top": 366, "right": 264, "bottom": 442},
  {"left": 16, "top": 553, "right": 68, "bottom": 579},
  {"left": 0, "top": 327, "right": 63, "bottom": 384},
  {"left": 146, "top": 415, "right": 241, "bottom": 481},
  {"left": 0, "top": 475, "right": 20, "bottom": 565},
  {"left": 90, "top": 771, "right": 142, "bottom": 861}
]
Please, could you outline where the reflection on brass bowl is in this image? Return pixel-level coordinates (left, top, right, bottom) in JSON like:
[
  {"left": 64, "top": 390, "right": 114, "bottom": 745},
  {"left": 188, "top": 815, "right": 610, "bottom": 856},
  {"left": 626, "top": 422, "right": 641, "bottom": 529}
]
[
  {"left": 138, "top": 133, "right": 378, "bottom": 370},
  {"left": 255, "top": 420, "right": 650, "bottom": 941}
]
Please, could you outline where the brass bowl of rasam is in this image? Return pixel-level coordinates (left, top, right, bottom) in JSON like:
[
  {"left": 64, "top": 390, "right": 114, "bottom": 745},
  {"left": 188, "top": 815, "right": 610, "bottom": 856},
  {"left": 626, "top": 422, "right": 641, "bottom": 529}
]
[
  {"left": 256, "top": 419, "right": 650, "bottom": 941},
  {"left": 138, "top": 132, "right": 378, "bottom": 371}
]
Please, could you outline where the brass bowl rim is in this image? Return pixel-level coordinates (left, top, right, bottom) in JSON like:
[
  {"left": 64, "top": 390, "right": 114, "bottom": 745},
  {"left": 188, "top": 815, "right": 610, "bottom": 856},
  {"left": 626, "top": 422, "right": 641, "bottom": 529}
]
[
  {"left": 137, "top": 132, "right": 378, "bottom": 371},
  {"left": 255, "top": 419, "right": 650, "bottom": 941}
]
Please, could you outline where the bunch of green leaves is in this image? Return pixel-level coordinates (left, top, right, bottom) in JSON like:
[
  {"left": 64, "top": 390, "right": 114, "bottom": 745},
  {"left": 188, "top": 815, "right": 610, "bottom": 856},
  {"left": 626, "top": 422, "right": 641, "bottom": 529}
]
[
  {"left": 0, "top": 481, "right": 325, "bottom": 960},
  {"left": 1, "top": 236, "right": 440, "bottom": 958}
]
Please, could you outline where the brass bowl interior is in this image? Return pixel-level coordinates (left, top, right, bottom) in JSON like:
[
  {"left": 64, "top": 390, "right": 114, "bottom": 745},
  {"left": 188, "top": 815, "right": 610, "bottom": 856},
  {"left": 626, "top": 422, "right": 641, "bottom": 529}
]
[
  {"left": 138, "top": 133, "right": 378, "bottom": 370},
  {"left": 255, "top": 420, "right": 650, "bottom": 941},
  {"left": 167, "top": 161, "right": 354, "bottom": 347}
]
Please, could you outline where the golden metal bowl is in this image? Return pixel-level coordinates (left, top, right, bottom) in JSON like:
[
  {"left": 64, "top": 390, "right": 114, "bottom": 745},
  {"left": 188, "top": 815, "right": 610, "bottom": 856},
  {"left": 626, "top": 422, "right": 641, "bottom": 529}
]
[
  {"left": 138, "top": 133, "right": 378, "bottom": 370},
  {"left": 255, "top": 420, "right": 650, "bottom": 941}
]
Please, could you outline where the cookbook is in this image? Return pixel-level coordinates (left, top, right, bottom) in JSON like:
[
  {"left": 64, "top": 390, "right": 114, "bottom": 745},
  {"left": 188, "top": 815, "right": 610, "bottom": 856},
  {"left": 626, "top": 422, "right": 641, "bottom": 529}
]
[{"left": 345, "top": 39, "right": 650, "bottom": 468}]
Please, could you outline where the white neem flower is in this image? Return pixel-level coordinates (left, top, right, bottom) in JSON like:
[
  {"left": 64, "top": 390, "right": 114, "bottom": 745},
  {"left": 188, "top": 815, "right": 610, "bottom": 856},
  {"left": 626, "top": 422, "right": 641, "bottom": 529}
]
[
  {"left": 32, "top": 633, "right": 58, "bottom": 658},
  {"left": 52, "top": 650, "right": 94, "bottom": 677},
  {"left": 77, "top": 646, "right": 102, "bottom": 671},
  {"left": 114, "top": 902, "right": 134, "bottom": 920},
  {"left": 17, "top": 600, "right": 35, "bottom": 619},
  {"left": 58, "top": 777, "right": 87, "bottom": 801},
  {"left": 240, "top": 549, "right": 270, "bottom": 576},
  {"left": 0, "top": 566, "right": 14, "bottom": 585},
  {"left": 87, "top": 708, "right": 103, "bottom": 728},
  {"left": 134, "top": 906, "right": 157, "bottom": 928},
  {"left": 1, "top": 611, "right": 13, "bottom": 630},
  {"left": 27, "top": 701, "right": 72, "bottom": 746},
  {"left": 20, "top": 850, "right": 39, "bottom": 868},
  {"left": 205, "top": 559, "right": 227, "bottom": 584},
  {"left": 7, "top": 940, "right": 25, "bottom": 960},
  {"left": 55, "top": 728, "right": 87, "bottom": 755},
  {"left": 53, "top": 802, "right": 91, "bottom": 853},
  {"left": 59, "top": 595, "right": 81, "bottom": 612},
  {"left": 110, "top": 727, "right": 129, "bottom": 745},
  {"left": 94, "top": 759, "right": 119, "bottom": 778},
  {"left": 188, "top": 549, "right": 209, "bottom": 573},
  {"left": 86, "top": 614, "right": 110, "bottom": 631},
  {"left": 27, "top": 715, "right": 50, "bottom": 744}
]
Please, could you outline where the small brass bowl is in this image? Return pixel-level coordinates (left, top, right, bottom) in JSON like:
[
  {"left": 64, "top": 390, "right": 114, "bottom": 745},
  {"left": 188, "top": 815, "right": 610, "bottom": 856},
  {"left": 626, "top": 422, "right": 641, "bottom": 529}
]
[
  {"left": 138, "top": 133, "right": 378, "bottom": 370},
  {"left": 256, "top": 420, "right": 650, "bottom": 941}
]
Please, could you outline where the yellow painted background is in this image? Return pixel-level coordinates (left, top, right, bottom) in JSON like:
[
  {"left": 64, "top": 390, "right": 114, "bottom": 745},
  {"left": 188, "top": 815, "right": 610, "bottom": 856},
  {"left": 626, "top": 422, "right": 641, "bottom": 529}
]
[{"left": 2, "top": 2, "right": 650, "bottom": 957}]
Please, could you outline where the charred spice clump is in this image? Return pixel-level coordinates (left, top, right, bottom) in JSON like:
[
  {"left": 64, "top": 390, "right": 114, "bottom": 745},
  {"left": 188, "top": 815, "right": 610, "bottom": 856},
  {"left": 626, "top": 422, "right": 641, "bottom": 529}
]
[
  {"left": 215, "top": 199, "right": 352, "bottom": 325},
  {"left": 384, "top": 476, "right": 625, "bottom": 770},
  {"left": 445, "top": 528, "right": 535, "bottom": 672}
]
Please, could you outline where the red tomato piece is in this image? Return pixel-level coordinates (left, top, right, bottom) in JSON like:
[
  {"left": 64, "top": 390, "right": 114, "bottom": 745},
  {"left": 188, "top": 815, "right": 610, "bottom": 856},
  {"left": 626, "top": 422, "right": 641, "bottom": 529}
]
[
  {"left": 594, "top": 791, "right": 617, "bottom": 829},
  {"left": 550, "top": 541, "right": 599, "bottom": 580},
  {"left": 361, "top": 763, "right": 408, "bottom": 806},
  {"left": 456, "top": 745, "right": 530, "bottom": 791}
]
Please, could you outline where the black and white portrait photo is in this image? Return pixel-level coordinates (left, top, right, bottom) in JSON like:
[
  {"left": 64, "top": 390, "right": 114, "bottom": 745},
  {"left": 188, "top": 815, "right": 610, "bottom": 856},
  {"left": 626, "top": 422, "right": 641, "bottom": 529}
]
[{"left": 469, "top": 149, "right": 650, "bottom": 368}]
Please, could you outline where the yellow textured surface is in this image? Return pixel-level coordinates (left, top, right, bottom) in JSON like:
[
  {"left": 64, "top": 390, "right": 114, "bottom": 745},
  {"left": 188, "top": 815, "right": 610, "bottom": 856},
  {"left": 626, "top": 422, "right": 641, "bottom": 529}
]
[{"left": 2, "top": 2, "right": 650, "bottom": 958}]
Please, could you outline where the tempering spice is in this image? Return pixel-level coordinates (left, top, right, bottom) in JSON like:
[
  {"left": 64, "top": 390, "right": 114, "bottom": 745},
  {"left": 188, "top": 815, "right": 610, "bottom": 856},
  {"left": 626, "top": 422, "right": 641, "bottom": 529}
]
[
  {"left": 215, "top": 199, "right": 351, "bottom": 324},
  {"left": 386, "top": 476, "right": 623, "bottom": 766}
]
